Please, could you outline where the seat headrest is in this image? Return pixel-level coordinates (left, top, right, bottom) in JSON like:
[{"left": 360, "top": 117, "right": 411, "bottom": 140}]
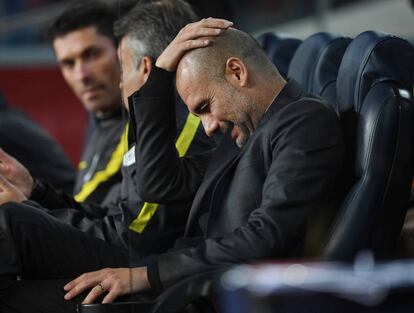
[
  {"left": 336, "top": 30, "right": 414, "bottom": 114},
  {"left": 257, "top": 32, "right": 301, "bottom": 78},
  {"left": 288, "top": 32, "right": 351, "bottom": 100},
  {"left": 312, "top": 37, "right": 351, "bottom": 104}
]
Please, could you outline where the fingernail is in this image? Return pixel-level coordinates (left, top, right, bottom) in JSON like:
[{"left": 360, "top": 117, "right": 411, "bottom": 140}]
[
  {"left": 64, "top": 293, "right": 70, "bottom": 300},
  {"left": 63, "top": 284, "right": 69, "bottom": 290}
]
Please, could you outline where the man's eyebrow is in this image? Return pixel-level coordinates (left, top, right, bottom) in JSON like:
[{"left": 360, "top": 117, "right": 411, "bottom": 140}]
[
  {"left": 59, "top": 44, "right": 100, "bottom": 63},
  {"left": 80, "top": 45, "right": 101, "bottom": 57}
]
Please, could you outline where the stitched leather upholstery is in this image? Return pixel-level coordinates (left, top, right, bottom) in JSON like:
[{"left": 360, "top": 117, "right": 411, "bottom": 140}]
[
  {"left": 288, "top": 32, "right": 351, "bottom": 104},
  {"left": 257, "top": 32, "right": 301, "bottom": 78}
]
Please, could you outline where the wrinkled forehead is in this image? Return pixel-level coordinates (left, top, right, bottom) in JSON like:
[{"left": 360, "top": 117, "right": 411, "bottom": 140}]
[{"left": 175, "top": 62, "right": 208, "bottom": 108}]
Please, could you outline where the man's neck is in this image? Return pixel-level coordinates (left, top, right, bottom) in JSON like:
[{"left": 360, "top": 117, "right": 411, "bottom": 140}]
[
  {"left": 94, "top": 105, "right": 122, "bottom": 120},
  {"left": 252, "top": 75, "right": 286, "bottom": 129}
]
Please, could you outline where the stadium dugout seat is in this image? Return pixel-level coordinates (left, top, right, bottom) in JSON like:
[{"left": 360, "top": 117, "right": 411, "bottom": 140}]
[
  {"left": 287, "top": 32, "right": 351, "bottom": 104},
  {"left": 322, "top": 30, "right": 414, "bottom": 261},
  {"left": 256, "top": 32, "right": 301, "bottom": 78},
  {"left": 78, "top": 31, "right": 414, "bottom": 313}
]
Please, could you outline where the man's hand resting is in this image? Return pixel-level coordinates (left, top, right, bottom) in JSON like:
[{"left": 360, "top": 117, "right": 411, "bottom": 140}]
[
  {"left": 0, "top": 174, "right": 27, "bottom": 205},
  {"left": 64, "top": 267, "right": 150, "bottom": 304}
]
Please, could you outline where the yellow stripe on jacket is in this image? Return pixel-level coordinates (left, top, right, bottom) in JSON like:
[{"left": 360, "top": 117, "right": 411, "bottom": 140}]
[
  {"left": 129, "top": 113, "right": 200, "bottom": 233},
  {"left": 74, "top": 124, "right": 129, "bottom": 202}
]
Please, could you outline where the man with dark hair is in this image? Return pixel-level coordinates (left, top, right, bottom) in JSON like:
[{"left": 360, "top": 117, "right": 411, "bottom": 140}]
[
  {"left": 0, "top": 1, "right": 213, "bottom": 311},
  {"left": 50, "top": 1, "right": 118, "bottom": 45},
  {"left": 63, "top": 18, "right": 344, "bottom": 305},
  {"left": 51, "top": 0, "right": 125, "bottom": 205}
]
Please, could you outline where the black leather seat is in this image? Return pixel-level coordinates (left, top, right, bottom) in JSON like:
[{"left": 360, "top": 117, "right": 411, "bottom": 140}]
[
  {"left": 256, "top": 32, "right": 301, "bottom": 78},
  {"left": 322, "top": 31, "right": 414, "bottom": 261},
  {"left": 287, "top": 32, "right": 351, "bottom": 104}
]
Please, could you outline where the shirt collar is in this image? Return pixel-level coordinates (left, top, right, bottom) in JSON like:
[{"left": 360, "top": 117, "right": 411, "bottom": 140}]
[{"left": 259, "top": 79, "right": 305, "bottom": 125}]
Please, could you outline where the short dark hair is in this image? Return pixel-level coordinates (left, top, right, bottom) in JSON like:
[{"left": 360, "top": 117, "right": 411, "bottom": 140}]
[
  {"left": 114, "top": 0, "right": 197, "bottom": 64},
  {"left": 50, "top": 0, "right": 117, "bottom": 45}
]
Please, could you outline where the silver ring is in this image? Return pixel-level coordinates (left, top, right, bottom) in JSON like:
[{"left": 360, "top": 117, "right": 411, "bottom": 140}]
[{"left": 97, "top": 283, "right": 105, "bottom": 293}]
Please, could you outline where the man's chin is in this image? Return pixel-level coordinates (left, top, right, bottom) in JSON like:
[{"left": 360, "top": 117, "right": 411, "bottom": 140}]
[
  {"left": 83, "top": 99, "right": 109, "bottom": 113},
  {"left": 235, "top": 132, "right": 249, "bottom": 148}
]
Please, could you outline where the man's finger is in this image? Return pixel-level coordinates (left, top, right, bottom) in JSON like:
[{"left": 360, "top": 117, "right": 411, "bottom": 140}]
[
  {"left": 0, "top": 174, "right": 12, "bottom": 191},
  {"left": 183, "top": 39, "right": 211, "bottom": 51},
  {"left": 0, "top": 148, "right": 13, "bottom": 165},
  {"left": 102, "top": 290, "right": 119, "bottom": 304},
  {"left": 198, "top": 17, "right": 233, "bottom": 28},
  {"left": 64, "top": 276, "right": 81, "bottom": 291},
  {"left": 183, "top": 27, "right": 223, "bottom": 41},
  {"left": 64, "top": 271, "right": 98, "bottom": 291},
  {"left": 0, "top": 162, "right": 7, "bottom": 174},
  {"left": 82, "top": 284, "right": 107, "bottom": 304},
  {"left": 64, "top": 273, "right": 102, "bottom": 300}
]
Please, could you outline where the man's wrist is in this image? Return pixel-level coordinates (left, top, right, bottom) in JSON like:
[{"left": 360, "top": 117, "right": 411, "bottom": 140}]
[
  {"left": 138, "top": 65, "right": 174, "bottom": 98},
  {"left": 131, "top": 267, "right": 151, "bottom": 292},
  {"left": 145, "top": 262, "right": 162, "bottom": 291}
]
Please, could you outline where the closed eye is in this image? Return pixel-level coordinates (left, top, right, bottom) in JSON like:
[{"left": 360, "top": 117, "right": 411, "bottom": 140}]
[{"left": 194, "top": 99, "right": 209, "bottom": 115}]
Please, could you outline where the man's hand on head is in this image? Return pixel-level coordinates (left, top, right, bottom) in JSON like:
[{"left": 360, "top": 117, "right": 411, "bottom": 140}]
[
  {"left": 156, "top": 17, "right": 233, "bottom": 72},
  {"left": 0, "top": 148, "right": 34, "bottom": 198},
  {"left": 0, "top": 174, "right": 27, "bottom": 205}
]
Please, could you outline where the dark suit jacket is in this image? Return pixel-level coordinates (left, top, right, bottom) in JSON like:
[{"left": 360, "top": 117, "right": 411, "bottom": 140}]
[{"left": 131, "top": 67, "right": 345, "bottom": 289}]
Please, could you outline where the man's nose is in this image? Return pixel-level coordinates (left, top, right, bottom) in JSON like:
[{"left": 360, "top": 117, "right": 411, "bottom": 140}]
[
  {"left": 76, "top": 62, "right": 92, "bottom": 82},
  {"left": 201, "top": 115, "right": 219, "bottom": 137}
]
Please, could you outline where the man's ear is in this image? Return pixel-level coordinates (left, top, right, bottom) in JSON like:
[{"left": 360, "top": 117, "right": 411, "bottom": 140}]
[
  {"left": 224, "top": 57, "right": 248, "bottom": 88},
  {"left": 138, "top": 56, "right": 153, "bottom": 84}
]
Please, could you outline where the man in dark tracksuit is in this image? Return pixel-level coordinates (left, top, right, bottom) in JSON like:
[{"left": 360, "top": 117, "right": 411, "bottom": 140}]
[
  {"left": 0, "top": 2, "right": 213, "bottom": 312},
  {"left": 72, "top": 108, "right": 126, "bottom": 205},
  {"left": 51, "top": 1, "right": 125, "bottom": 205},
  {"left": 0, "top": 91, "right": 75, "bottom": 193}
]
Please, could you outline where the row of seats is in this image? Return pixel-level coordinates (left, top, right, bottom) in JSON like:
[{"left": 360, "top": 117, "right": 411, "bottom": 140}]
[{"left": 259, "top": 30, "right": 414, "bottom": 260}]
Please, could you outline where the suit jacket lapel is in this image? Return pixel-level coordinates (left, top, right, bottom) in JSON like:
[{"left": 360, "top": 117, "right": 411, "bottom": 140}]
[{"left": 185, "top": 133, "right": 240, "bottom": 235}]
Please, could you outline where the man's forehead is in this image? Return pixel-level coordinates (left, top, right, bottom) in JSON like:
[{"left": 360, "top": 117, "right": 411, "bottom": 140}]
[
  {"left": 176, "top": 57, "right": 205, "bottom": 87},
  {"left": 53, "top": 26, "right": 113, "bottom": 57}
]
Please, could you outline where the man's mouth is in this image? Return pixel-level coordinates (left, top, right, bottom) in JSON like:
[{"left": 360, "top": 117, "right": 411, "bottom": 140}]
[{"left": 83, "top": 85, "right": 104, "bottom": 98}]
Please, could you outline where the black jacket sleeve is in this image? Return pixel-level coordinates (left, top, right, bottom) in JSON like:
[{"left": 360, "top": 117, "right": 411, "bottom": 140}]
[
  {"left": 29, "top": 179, "right": 124, "bottom": 243},
  {"left": 31, "top": 179, "right": 108, "bottom": 218},
  {"left": 131, "top": 66, "right": 212, "bottom": 204}
]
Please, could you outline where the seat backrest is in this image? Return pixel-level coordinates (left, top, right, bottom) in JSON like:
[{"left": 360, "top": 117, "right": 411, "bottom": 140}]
[
  {"left": 288, "top": 32, "right": 351, "bottom": 104},
  {"left": 257, "top": 32, "right": 301, "bottom": 78},
  {"left": 322, "top": 31, "right": 414, "bottom": 261}
]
